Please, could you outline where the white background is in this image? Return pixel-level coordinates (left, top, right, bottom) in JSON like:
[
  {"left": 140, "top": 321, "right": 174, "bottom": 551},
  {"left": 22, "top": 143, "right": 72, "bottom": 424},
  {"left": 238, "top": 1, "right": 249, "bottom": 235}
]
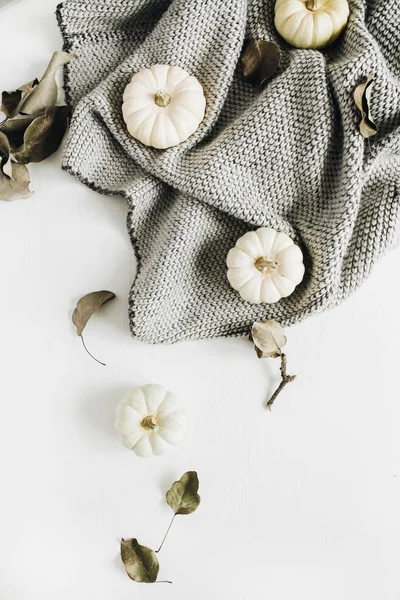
[{"left": 1, "top": 1, "right": 400, "bottom": 598}]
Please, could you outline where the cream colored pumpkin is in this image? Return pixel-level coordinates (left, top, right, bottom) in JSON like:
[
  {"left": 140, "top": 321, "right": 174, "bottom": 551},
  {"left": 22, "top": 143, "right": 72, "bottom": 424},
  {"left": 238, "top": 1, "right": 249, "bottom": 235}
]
[
  {"left": 226, "top": 227, "right": 305, "bottom": 304},
  {"left": 274, "top": 0, "right": 350, "bottom": 49},
  {"left": 115, "top": 384, "right": 186, "bottom": 458},
  {"left": 122, "top": 64, "right": 206, "bottom": 149}
]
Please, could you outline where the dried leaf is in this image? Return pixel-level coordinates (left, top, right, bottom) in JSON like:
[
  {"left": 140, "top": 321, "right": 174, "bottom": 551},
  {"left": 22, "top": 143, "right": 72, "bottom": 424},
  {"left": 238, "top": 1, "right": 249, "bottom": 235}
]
[
  {"left": 166, "top": 471, "right": 200, "bottom": 515},
  {"left": 354, "top": 73, "right": 377, "bottom": 139},
  {"left": 251, "top": 319, "right": 287, "bottom": 359},
  {"left": 72, "top": 291, "right": 116, "bottom": 337},
  {"left": 242, "top": 40, "right": 280, "bottom": 89},
  {"left": 0, "top": 115, "right": 37, "bottom": 150},
  {"left": 20, "top": 51, "right": 74, "bottom": 115},
  {"left": 0, "top": 162, "right": 32, "bottom": 201},
  {"left": 13, "top": 106, "right": 70, "bottom": 164},
  {"left": 120, "top": 539, "right": 159, "bottom": 583},
  {"left": 1, "top": 79, "right": 38, "bottom": 118},
  {"left": 0, "top": 131, "right": 12, "bottom": 178},
  {"left": 72, "top": 291, "right": 116, "bottom": 366}
]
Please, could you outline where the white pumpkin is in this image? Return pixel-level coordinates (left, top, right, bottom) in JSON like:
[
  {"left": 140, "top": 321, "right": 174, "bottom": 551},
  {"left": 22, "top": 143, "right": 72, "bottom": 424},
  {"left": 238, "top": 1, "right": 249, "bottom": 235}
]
[
  {"left": 226, "top": 227, "right": 305, "bottom": 304},
  {"left": 122, "top": 64, "right": 206, "bottom": 149},
  {"left": 274, "top": 0, "right": 350, "bottom": 49},
  {"left": 115, "top": 384, "right": 186, "bottom": 458}
]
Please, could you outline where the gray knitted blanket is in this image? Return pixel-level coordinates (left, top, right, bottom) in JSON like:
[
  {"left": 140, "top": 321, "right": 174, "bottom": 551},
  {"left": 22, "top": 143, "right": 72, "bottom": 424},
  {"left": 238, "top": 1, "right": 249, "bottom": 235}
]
[{"left": 57, "top": 0, "right": 400, "bottom": 344}]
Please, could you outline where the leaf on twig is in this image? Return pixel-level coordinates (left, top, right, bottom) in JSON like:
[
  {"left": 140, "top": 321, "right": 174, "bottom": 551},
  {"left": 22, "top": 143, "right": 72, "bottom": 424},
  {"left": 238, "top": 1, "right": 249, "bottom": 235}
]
[
  {"left": 0, "top": 131, "right": 12, "bottom": 178},
  {"left": 242, "top": 40, "right": 280, "bottom": 89},
  {"left": 0, "top": 162, "right": 32, "bottom": 201},
  {"left": 1, "top": 79, "right": 39, "bottom": 118},
  {"left": 251, "top": 319, "right": 287, "bottom": 359},
  {"left": 72, "top": 291, "right": 116, "bottom": 366},
  {"left": 120, "top": 539, "right": 159, "bottom": 583},
  {"left": 20, "top": 51, "right": 74, "bottom": 115},
  {"left": 166, "top": 471, "right": 200, "bottom": 515},
  {"left": 13, "top": 106, "right": 70, "bottom": 164},
  {"left": 354, "top": 73, "right": 377, "bottom": 139}
]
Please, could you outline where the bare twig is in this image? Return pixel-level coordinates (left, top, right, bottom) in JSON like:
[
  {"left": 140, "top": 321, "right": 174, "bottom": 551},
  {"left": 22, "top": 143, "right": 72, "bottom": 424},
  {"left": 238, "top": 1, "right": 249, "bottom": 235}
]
[{"left": 266, "top": 353, "right": 296, "bottom": 410}]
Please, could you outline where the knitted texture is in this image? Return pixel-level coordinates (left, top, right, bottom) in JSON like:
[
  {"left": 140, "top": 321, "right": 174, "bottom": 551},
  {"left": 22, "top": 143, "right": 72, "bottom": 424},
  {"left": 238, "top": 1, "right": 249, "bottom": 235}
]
[{"left": 56, "top": 0, "right": 400, "bottom": 344}]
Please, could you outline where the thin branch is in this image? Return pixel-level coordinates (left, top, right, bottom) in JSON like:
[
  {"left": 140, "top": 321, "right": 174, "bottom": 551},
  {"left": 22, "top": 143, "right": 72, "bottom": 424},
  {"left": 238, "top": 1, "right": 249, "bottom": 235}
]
[
  {"left": 80, "top": 334, "right": 106, "bottom": 366},
  {"left": 266, "top": 353, "right": 296, "bottom": 410},
  {"left": 156, "top": 514, "right": 176, "bottom": 554}
]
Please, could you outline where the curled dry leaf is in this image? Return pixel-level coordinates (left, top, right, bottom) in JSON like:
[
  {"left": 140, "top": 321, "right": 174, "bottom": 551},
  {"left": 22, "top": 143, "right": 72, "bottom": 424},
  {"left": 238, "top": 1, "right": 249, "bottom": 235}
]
[
  {"left": 1, "top": 79, "right": 39, "bottom": 119},
  {"left": 0, "top": 115, "right": 37, "bottom": 150},
  {"left": 242, "top": 40, "right": 280, "bottom": 89},
  {"left": 251, "top": 319, "right": 287, "bottom": 359},
  {"left": 0, "top": 162, "right": 32, "bottom": 201},
  {"left": 0, "top": 131, "right": 12, "bottom": 178},
  {"left": 120, "top": 539, "right": 160, "bottom": 584},
  {"left": 354, "top": 73, "right": 377, "bottom": 139},
  {"left": 72, "top": 290, "right": 116, "bottom": 365},
  {"left": 166, "top": 471, "right": 200, "bottom": 515},
  {"left": 14, "top": 106, "right": 70, "bottom": 164},
  {"left": 20, "top": 51, "right": 75, "bottom": 115}
]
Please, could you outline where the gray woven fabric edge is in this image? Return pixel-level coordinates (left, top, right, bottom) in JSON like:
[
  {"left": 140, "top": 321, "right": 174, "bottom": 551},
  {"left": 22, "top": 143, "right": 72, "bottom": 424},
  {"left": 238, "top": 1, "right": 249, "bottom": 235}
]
[{"left": 56, "top": 0, "right": 400, "bottom": 344}]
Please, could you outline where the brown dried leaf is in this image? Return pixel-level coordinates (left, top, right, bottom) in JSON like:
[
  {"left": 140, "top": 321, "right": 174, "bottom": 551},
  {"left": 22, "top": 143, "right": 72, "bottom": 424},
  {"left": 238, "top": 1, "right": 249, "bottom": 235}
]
[
  {"left": 166, "top": 471, "right": 200, "bottom": 516},
  {"left": 20, "top": 51, "right": 74, "bottom": 115},
  {"left": 0, "top": 162, "right": 32, "bottom": 201},
  {"left": 1, "top": 79, "right": 38, "bottom": 118},
  {"left": 120, "top": 539, "right": 159, "bottom": 583},
  {"left": 14, "top": 106, "right": 70, "bottom": 164},
  {"left": 0, "top": 131, "right": 12, "bottom": 178},
  {"left": 354, "top": 73, "right": 377, "bottom": 139},
  {"left": 251, "top": 319, "right": 287, "bottom": 359},
  {"left": 0, "top": 115, "right": 37, "bottom": 150},
  {"left": 72, "top": 291, "right": 116, "bottom": 337},
  {"left": 242, "top": 40, "right": 280, "bottom": 89}
]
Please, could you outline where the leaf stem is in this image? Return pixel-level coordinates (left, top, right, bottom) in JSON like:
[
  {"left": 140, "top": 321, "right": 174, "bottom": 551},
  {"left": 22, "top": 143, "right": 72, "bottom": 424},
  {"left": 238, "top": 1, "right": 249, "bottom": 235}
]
[
  {"left": 155, "top": 581, "right": 173, "bottom": 584},
  {"left": 0, "top": 117, "right": 8, "bottom": 129},
  {"left": 266, "top": 353, "right": 296, "bottom": 410},
  {"left": 80, "top": 334, "right": 106, "bottom": 366},
  {"left": 156, "top": 514, "right": 176, "bottom": 553}
]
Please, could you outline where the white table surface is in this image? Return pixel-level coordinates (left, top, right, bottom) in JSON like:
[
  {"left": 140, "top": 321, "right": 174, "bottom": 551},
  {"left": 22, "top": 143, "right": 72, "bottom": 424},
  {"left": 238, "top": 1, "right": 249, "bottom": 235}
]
[{"left": 1, "top": 1, "right": 400, "bottom": 598}]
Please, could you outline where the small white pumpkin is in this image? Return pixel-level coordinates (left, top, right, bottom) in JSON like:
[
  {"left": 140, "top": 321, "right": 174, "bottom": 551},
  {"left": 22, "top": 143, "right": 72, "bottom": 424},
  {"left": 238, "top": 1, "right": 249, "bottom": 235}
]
[
  {"left": 226, "top": 227, "right": 305, "bottom": 304},
  {"left": 274, "top": 0, "right": 350, "bottom": 49},
  {"left": 115, "top": 384, "right": 186, "bottom": 458},
  {"left": 122, "top": 64, "right": 206, "bottom": 149}
]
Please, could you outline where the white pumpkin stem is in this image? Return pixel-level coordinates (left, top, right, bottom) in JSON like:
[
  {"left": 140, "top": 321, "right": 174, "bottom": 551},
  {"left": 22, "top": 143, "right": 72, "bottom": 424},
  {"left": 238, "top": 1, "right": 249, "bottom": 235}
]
[
  {"left": 141, "top": 415, "right": 158, "bottom": 430},
  {"left": 255, "top": 256, "right": 279, "bottom": 274},
  {"left": 266, "top": 353, "right": 296, "bottom": 410},
  {"left": 306, "top": 0, "right": 322, "bottom": 10},
  {"left": 156, "top": 514, "right": 176, "bottom": 553},
  {"left": 154, "top": 90, "right": 171, "bottom": 107}
]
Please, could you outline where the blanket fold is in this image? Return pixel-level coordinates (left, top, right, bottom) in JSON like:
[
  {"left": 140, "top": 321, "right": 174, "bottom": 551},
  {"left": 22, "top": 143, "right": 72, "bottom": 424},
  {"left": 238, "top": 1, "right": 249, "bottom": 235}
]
[{"left": 57, "top": 0, "right": 400, "bottom": 343}]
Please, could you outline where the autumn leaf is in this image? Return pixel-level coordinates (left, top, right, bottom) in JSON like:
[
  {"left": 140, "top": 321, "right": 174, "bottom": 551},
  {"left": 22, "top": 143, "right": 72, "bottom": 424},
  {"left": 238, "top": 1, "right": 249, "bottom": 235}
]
[
  {"left": 166, "top": 471, "right": 201, "bottom": 515},
  {"left": 20, "top": 51, "right": 74, "bottom": 115},
  {"left": 1, "top": 79, "right": 38, "bottom": 118},
  {"left": 0, "top": 131, "right": 12, "bottom": 178},
  {"left": 242, "top": 40, "right": 280, "bottom": 89},
  {"left": 251, "top": 319, "right": 287, "bottom": 359},
  {"left": 0, "top": 162, "right": 32, "bottom": 201},
  {"left": 120, "top": 539, "right": 159, "bottom": 584},
  {"left": 0, "top": 115, "right": 37, "bottom": 151},
  {"left": 72, "top": 291, "right": 116, "bottom": 366},
  {"left": 13, "top": 106, "right": 70, "bottom": 164},
  {"left": 354, "top": 73, "right": 377, "bottom": 139}
]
